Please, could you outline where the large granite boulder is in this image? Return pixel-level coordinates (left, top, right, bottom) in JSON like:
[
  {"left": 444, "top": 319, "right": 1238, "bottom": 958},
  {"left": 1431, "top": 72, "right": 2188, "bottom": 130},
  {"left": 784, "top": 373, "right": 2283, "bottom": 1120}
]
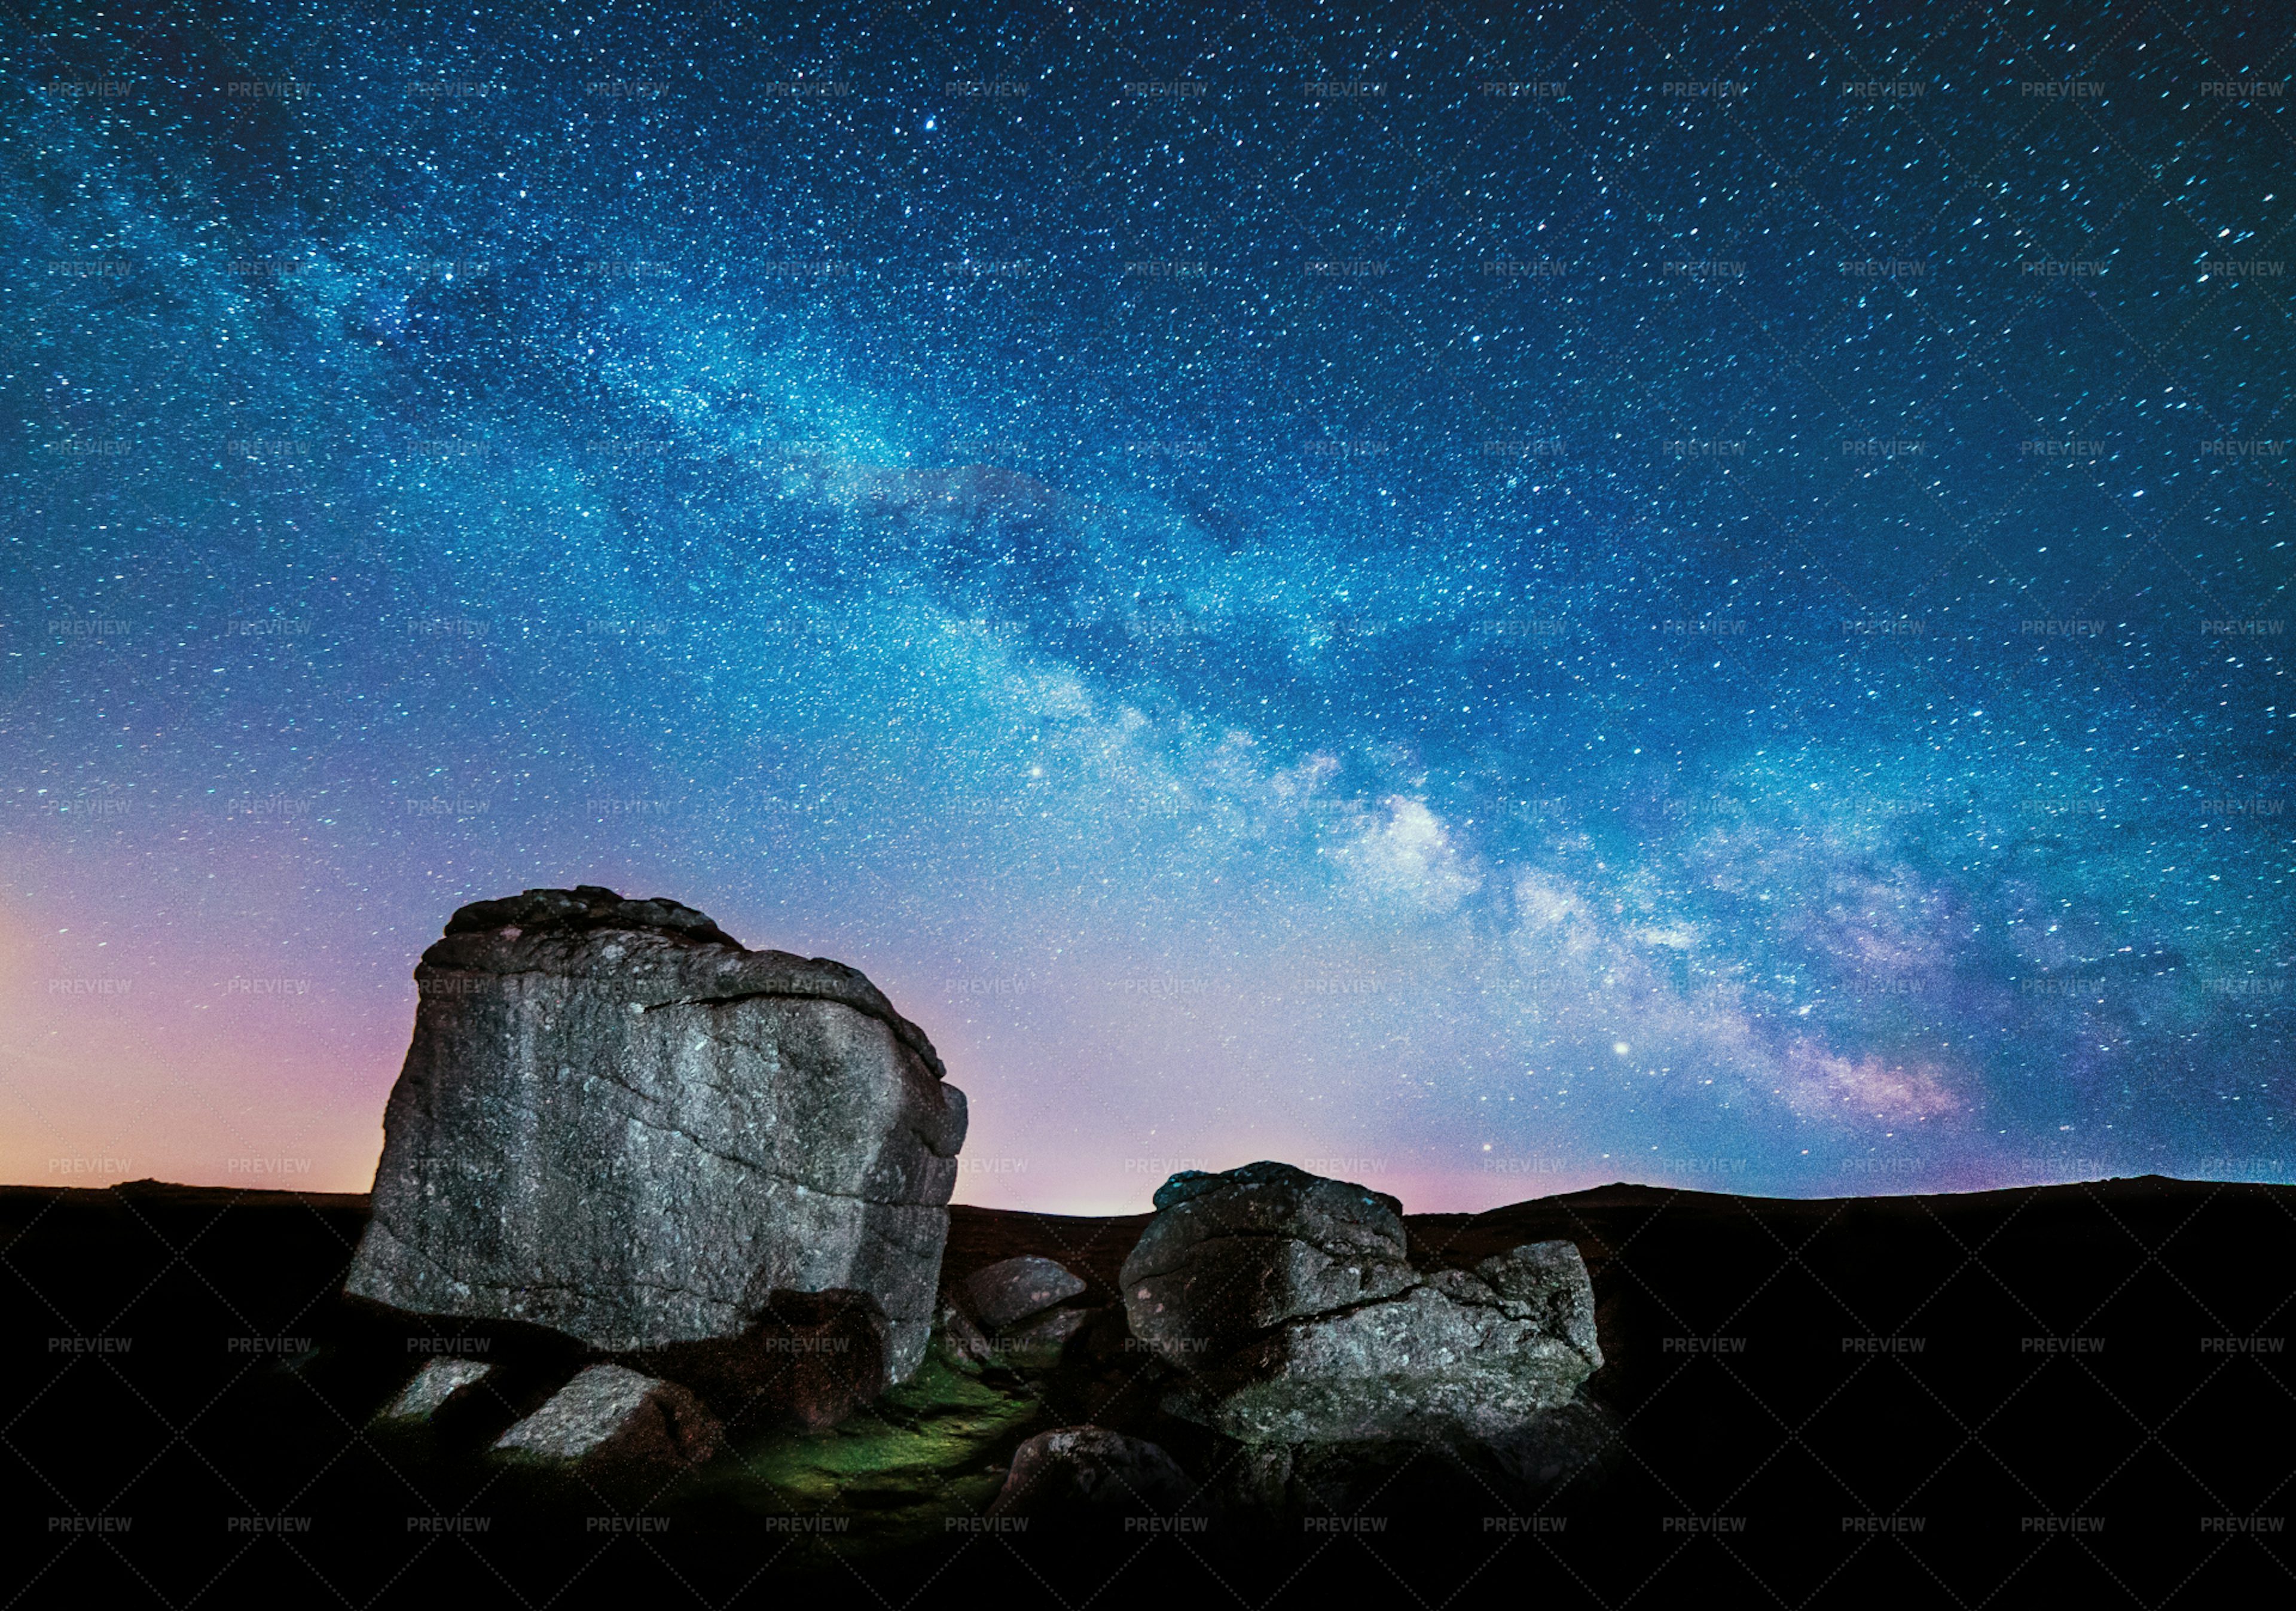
[
  {"left": 344, "top": 886, "right": 967, "bottom": 1381},
  {"left": 1120, "top": 1162, "right": 1601, "bottom": 1444}
]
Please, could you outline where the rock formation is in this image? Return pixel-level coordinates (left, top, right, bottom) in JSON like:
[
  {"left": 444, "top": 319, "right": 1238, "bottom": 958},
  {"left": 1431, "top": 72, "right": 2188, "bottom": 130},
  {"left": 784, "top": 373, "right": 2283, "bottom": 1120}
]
[
  {"left": 344, "top": 886, "right": 967, "bottom": 1381},
  {"left": 1120, "top": 1161, "right": 1602, "bottom": 1443}
]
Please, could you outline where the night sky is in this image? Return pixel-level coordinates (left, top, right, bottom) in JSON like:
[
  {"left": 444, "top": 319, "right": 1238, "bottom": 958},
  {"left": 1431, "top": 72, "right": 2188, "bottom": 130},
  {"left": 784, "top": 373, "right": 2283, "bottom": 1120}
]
[{"left": 4, "top": 3, "right": 2289, "bottom": 1211}]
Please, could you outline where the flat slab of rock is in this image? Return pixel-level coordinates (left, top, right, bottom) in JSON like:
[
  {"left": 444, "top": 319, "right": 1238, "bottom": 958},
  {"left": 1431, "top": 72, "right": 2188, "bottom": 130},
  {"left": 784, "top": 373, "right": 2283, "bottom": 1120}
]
[
  {"left": 1120, "top": 1161, "right": 1602, "bottom": 1444},
  {"left": 493, "top": 1363, "right": 723, "bottom": 1476},
  {"left": 344, "top": 887, "right": 967, "bottom": 1381},
  {"left": 987, "top": 1426, "right": 1196, "bottom": 1520},
  {"left": 378, "top": 1358, "right": 494, "bottom": 1423},
  {"left": 957, "top": 1256, "right": 1087, "bottom": 1331}
]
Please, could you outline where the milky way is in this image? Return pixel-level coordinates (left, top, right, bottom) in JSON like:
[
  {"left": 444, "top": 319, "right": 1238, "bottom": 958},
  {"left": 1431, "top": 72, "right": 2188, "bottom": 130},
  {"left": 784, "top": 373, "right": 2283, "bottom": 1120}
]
[{"left": 3, "top": 4, "right": 2289, "bottom": 1208}]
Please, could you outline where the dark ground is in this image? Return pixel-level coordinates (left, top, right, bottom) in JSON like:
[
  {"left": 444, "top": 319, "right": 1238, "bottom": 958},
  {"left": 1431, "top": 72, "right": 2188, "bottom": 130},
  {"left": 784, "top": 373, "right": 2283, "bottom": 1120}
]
[{"left": 4, "top": 1175, "right": 2290, "bottom": 1605}]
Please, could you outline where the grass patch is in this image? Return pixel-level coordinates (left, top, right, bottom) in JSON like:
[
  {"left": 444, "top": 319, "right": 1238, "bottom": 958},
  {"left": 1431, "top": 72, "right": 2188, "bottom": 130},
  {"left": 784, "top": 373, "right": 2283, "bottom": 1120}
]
[{"left": 677, "top": 1346, "right": 1044, "bottom": 1546}]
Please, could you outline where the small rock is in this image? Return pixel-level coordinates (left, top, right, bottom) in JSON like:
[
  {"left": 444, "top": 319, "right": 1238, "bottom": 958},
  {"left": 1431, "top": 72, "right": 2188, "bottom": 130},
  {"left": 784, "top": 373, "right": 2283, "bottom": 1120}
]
[
  {"left": 493, "top": 1363, "right": 724, "bottom": 1477},
  {"left": 986, "top": 1305, "right": 1092, "bottom": 1369},
  {"left": 987, "top": 1426, "right": 1197, "bottom": 1521},
  {"left": 957, "top": 1256, "right": 1088, "bottom": 1331},
  {"left": 938, "top": 1298, "right": 996, "bottom": 1371},
  {"left": 378, "top": 1358, "right": 494, "bottom": 1423}
]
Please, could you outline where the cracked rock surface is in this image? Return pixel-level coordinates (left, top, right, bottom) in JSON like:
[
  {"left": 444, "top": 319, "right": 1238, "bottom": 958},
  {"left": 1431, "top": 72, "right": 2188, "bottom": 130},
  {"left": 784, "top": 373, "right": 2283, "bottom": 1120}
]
[
  {"left": 344, "top": 887, "right": 967, "bottom": 1380},
  {"left": 1120, "top": 1161, "right": 1601, "bottom": 1443}
]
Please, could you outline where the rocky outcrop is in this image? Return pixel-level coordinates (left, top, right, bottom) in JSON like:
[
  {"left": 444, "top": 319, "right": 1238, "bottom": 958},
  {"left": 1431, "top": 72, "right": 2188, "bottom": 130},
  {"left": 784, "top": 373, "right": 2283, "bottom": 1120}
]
[
  {"left": 344, "top": 886, "right": 967, "bottom": 1381},
  {"left": 492, "top": 1363, "right": 724, "bottom": 1478},
  {"left": 987, "top": 1426, "right": 1197, "bottom": 1521},
  {"left": 1120, "top": 1162, "right": 1602, "bottom": 1444}
]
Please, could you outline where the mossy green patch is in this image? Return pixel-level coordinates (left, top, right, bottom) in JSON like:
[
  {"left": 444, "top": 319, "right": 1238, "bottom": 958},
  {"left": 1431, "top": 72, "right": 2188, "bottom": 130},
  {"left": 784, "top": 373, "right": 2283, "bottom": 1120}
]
[{"left": 676, "top": 1346, "right": 1043, "bottom": 1549}]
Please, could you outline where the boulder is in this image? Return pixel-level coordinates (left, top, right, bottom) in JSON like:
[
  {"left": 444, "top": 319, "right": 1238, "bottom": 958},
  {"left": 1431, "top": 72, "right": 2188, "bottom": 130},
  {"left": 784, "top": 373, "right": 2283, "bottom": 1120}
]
[
  {"left": 957, "top": 1256, "right": 1088, "bottom": 1331},
  {"left": 1123, "top": 1163, "right": 1418, "bottom": 1360},
  {"left": 987, "top": 1426, "right": 1197, "bottom": 1521},
  {"left": 377, "top": 1358, "right": 494, "bottom": 1423},
  {"left": 493, "top": 1363, "right": 724, "bottom": 1477},
  {"left": 985, "top": 1304, "right": 1094, "bottom": 1369},
  {"left": 1120, "top": 1162, "right": 1602, "bottom": 1444},
  {"left": 936, "top": 1293, "right": 1094, "bottom": 1373},
  {"left": 344, "top": 887, "right": 967, "bottom": 1381}
]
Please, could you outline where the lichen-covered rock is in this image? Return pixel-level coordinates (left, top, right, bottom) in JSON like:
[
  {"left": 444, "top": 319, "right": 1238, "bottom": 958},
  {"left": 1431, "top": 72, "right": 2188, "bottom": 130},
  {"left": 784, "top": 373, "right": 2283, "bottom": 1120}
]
[
  {"left": 344, "top": 886, "right": 967, "bottom": 1381},
  {"left": 493, "top": 1363, "right": 723, "bottom": 1476},
  {"left": 1120, "top": 1162, "right": 1602, "bottom": 1444}
]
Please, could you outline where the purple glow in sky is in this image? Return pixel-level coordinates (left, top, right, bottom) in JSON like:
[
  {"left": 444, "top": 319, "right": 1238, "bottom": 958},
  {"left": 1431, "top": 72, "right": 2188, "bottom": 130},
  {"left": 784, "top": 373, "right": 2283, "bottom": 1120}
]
[{"left": 6, "top": 3, "right": 2290, "bottom": 1210}]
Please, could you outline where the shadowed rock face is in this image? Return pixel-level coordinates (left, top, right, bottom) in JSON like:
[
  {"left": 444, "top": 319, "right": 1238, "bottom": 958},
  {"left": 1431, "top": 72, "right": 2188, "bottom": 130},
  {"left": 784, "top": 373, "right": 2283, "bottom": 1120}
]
[
  {"left": 617, "top": 1289, "right": 890, "bottom": 1432},
  {"left": 988, "top": 1426, "right": 1196, "bottom": 1521},
  {"left": 1120, "top": 1161, "right": 1601, "bottom": 1444},
  {"left": 344, "top": 887, "right": 966, "bottom": 1381}
]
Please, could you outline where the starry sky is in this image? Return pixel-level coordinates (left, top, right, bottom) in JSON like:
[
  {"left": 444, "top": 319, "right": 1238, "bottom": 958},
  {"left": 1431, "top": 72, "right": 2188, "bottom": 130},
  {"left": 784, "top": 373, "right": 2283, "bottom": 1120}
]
[{"left": 3, "top": 3, "right": 2290, "bottom": 1212}]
